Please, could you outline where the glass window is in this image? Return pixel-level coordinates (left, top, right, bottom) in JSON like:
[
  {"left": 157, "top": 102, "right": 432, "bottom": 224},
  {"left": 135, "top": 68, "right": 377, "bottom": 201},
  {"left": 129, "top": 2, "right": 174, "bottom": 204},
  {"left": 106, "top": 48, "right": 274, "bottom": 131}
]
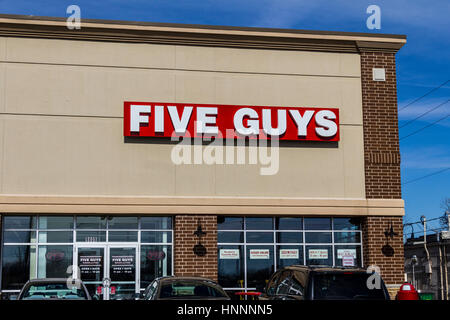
[
  {"left": 1, "top": 245, "right": 36, "bottom": 290},
  {"left": 246, "top": 245, "right": 274, "bottom": 289},
  {"left": 140, "top": 217, "right": 172, "bottom": 230},
  {"left": 76, "top": 231, "right": 106, "bottom": 242},
  {"left": 305, "top": 246, "right": 333, "bottom": 266},
  {"left": 245, "top": 217, "right": 273, "bottom": 230},
  {"left": 246, "top": 232, "right": 273, "bottom": 243},
  {"left": 140, "top": 245, "right": 172, "bottom": 289},
  {"left": 276, "top": 246, "right": 304, "bottom": 269},
  {"left": 37, "top": 245, "right": 73, "bottom": 278},
  {"left": 38, "top": 231, "right": 73, "bottom": 243},
  {"left": 304, "top": 218, "right": 331, "bottom": 230},
  {"left": 21, "top": 282, "right": 87, "bottom": 300},
  {"left": 38, "top": 216, "right": 73, "bottom": 229},
  {"left": 266, "top": 271, "right": 282, "bottom": 296},
  {"left": 76, "top": 216, "right": 107, "bottom": 229},
  {"left": 276, "top": 232, "right": 303, "bottom": 243},
  {"left": 108, "top": 231, "right": 138, "bottom": 242},
  {"left": 218, "top": 245, "right": 244, "bottom": 289},
  {"left": 305, "top": 232, "right": 332, "bottom": 243},
  {"left": 333, "top": 218, "right": 361, "bottom": 230},
  {"left": 141, "top": 231, "right": 172, "bottom": 243},
  {"left": 3, "top": 216, "right": 36, "bottom": 229},
  {"left": 217, "top": 232, "right": 243, "bottom": 243},
  {"left": 3, "top": 231, "right": 36, "bottom": 243},
  {"left": 276, "top": 218, "right": 302, "bottom": 230},
  {"left": 334, "top": 245, "right": 362, "bottom": 267},
  {"left": 108, "top": 217, "right": 138, "bottom": 229},
  {"left": 334, "top": 232, "right": 361, "bottom": 243},
  {"left": 217, "top": 217, "right": 243, "bottom": 230}
]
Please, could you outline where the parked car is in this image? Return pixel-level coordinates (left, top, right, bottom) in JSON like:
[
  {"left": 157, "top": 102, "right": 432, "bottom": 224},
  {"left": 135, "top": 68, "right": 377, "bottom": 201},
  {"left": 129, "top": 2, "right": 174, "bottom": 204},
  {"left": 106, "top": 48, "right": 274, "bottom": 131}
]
[
  {"left": 17, "top": 278, "right": 91, "bottom": 300},
  {"left": 142, "top": 276, "right": 230, "bottom": 300},
  {"left": 258, "top": 265, "right": 390, "bottom": 300}
]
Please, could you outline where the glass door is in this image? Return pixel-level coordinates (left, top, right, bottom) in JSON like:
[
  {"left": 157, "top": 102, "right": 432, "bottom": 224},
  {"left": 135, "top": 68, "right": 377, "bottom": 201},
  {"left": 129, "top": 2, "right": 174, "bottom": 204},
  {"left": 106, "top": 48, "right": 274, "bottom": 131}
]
[
  {"left": 108, "top": 246, "right": 138, "bottom": 300},
  {"left": 76, "top": 245, "right": 106, "bottom": 300},
  {"left": 75, "top": 244, "right": 138, "bottom": 300}
]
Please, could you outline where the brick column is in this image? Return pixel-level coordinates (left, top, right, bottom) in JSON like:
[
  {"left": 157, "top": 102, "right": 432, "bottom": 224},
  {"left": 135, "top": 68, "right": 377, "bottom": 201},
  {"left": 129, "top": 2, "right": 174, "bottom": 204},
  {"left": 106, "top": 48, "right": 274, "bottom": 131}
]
[
  {"left": 174, "top": 215, "right": 218, "bottom": 280},
  {"left": 360, "top": 50, "right": 404, "bottom": 296}
]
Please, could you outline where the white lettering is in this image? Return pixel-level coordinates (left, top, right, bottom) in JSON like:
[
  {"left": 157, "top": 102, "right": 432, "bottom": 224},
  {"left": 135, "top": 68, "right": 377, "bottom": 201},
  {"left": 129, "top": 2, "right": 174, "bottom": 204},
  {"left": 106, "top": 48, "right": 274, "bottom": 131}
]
[
  {"left": 168, "top": 106, "right": 193, "bottom": 134},
  {"left": 130, "top": 105, "right": 151, "bottom": 132},
  {"left": 233, "top": 108, "right": 259, "bottom": 136},
  {"left": 315, "top": 110, "right": 337, "bottom": 138},
  {"left": 289, "top": 109, "right": 314, "bottom": 137},
  {"left": 262, "top": 109, "right": 287, "bottom": 136}
]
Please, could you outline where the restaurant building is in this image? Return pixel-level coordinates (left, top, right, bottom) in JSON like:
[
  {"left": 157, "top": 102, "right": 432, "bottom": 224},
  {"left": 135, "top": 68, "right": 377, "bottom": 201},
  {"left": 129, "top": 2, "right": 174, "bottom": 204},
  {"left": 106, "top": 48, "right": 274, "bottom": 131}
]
[{"left": 0, "top": 14, "right": 406, "bottom": 299}]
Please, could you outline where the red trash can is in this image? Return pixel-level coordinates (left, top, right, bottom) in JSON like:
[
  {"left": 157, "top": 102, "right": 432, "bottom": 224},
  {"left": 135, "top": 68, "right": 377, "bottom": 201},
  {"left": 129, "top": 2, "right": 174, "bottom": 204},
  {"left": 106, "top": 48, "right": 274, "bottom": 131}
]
[{"left": 396, "top": 283, "right": 419, "bottom": 300}]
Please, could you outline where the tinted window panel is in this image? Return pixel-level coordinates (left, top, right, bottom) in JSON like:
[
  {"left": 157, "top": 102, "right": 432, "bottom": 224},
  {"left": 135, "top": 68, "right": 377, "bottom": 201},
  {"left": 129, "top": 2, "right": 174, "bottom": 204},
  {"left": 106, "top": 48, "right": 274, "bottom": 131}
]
[
  {"left": 76, "top": 231, "right": 106, "bottom": 242},
  {"left": 305, "top": 232, "right": 332, "bottom": 243},
  {"left": 217, "top": 217, "right": 244, "bottom": 230},
  {"left": 305, "top": 246, "right": 332, "bottom": 266},
  {"left": 38, "top": 231, "right": 73, "bottom": 243},
  {"left": 333, "top": 218, "right": 361, "bottom": 230},
  {"left": 218, "top": 245, "right": 244, "bottom": 288},
  {"left": 246, "top": 246, "right": 274, "bottom": 289},
  {"left": 38, "top": 216, "right": 73, "bottom": 229},
  {"left": 246, "top": 232, "right": 273, "bottom": 243},
  {"left": 76, "top": 216, "right": 107, "bottom": 229},
  {"left": 246, "top": 218, "right": 273, "bottom": 230},
  {"left": 334, "top": 232, "right": 361, "bottom": 243},
  {"left": 276, "top": 246, "right": 304, "bottom": 269},
  {"left": 217, "top": 232, "right": 244, "bottom": 243},
  {"left": 1, "top": 245, "right": 36, "bottom": 290},
  {"left": 304, "top": 218, "right": 331, "bottom": 230},
  {"left": 108, "top": 217, "right": 138, "bottom": 229},
  {"left": 276, "top": 232, "right": 303, "bottom": 243},
  {"left": 140, "top": 217, "right": 172, "bottom": 230},
  {"left": 37, "top": 245, "right": 73, "bottom": 278},
  {"left": 334, "top": 245, "right": 362, "bottom": 267},
  {"left": 140, "top": 245, "right": 172, "bottom": 289},
  {"left": 141, "top": 231, "right": 172, "bottom": 243},
  {"left": 3, "top": 216, "right": 36, "bottom": 229},
  {"left": 108, "top": 231, "right": 138, "bottom": 242},
  {"left": 276, "top": 218, "right": 302, "bottom": 230},
  {"left": 3, "top": 231, "right": 36, "bottom": 243}
]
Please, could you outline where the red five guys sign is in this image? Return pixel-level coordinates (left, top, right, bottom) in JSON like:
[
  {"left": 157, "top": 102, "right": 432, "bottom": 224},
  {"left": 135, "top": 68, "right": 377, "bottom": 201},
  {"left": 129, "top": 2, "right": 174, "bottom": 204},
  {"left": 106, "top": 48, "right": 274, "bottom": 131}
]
[{"left": 124, "top": 102, "right": 339, "bottom": 141}]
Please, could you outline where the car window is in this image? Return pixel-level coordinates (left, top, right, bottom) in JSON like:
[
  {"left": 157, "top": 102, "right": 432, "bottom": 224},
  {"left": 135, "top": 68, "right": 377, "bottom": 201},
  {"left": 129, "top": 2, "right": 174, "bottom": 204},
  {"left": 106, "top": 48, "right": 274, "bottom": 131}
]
[
  {"left": 312, "top": 272, "right": 386, "bottom": 300},
  {"left": 265, "top": 271, "right": 281, "bottom": 296},
  {"left": 275, "top": 271, "right": 293, "bottom": 295},
  {"left": 22, "top": 283, "right": 87, "bottom": 300},
  {"left": 159, "top": 282, "right": 227, "bottom": 298}
]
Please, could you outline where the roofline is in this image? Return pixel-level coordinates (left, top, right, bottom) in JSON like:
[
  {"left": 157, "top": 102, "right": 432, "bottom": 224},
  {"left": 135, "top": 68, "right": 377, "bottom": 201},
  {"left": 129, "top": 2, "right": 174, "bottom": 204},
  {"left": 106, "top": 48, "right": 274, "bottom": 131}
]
[{"left": 0, "top": 14, "right": 406, "bottom": 53}]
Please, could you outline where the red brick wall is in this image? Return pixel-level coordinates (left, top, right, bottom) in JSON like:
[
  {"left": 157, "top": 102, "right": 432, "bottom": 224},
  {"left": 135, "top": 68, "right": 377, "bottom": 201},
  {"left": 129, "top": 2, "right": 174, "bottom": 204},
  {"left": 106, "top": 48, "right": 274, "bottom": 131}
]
[
  {"left": 174, "top": 215, "right": 218, "bottom": 280},
  {"left": 361, "top": 51, "right": 402, "bottom": 199},
  {"left": 362, "top": 216, "right": 404, "bottom": 285},
  {"left": 360, "top": 50, "right": 404, "bottom": 288}
]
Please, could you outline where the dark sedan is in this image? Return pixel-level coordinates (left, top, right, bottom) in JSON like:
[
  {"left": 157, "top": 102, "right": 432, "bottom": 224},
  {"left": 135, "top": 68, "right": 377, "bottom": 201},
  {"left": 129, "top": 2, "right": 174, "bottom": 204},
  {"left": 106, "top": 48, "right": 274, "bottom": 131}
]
[
  {"left": 17, "top": 278, "right": 91, "bottom": 300},
  {"left": 142, "top": 276, "right": 230, "bottom": 300}
]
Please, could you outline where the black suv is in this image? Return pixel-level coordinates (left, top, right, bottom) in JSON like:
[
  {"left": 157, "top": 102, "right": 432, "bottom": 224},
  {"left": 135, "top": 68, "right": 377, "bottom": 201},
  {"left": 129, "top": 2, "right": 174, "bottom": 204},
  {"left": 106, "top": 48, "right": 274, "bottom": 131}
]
[{"left": 258, "top": 265, "right": 390, "bottom": 300}]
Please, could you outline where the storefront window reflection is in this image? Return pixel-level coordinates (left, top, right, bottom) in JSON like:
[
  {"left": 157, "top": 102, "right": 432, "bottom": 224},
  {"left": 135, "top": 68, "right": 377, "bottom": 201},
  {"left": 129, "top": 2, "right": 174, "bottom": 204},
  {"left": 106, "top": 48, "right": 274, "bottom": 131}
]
[
  {"left": 217, "top": 216, "right": 363, "bottom": 294},
  {"left": 1, "top": 215, "right": 174, "bottom": 297}
]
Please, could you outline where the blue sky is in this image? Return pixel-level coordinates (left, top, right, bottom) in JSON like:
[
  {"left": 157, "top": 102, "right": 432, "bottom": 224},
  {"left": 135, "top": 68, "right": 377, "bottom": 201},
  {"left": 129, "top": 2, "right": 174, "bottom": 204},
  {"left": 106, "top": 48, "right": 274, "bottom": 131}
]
[{"left": 0, "top": 0, "right": 449, "bottom": 229}]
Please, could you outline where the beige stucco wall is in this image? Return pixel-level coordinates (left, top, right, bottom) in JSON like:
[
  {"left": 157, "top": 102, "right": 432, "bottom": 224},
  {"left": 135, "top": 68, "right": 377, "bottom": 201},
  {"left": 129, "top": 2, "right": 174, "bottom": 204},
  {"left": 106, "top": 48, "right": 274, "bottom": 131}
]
[{"left": 0, "top": 36, "right": 365, "bottom": 199}]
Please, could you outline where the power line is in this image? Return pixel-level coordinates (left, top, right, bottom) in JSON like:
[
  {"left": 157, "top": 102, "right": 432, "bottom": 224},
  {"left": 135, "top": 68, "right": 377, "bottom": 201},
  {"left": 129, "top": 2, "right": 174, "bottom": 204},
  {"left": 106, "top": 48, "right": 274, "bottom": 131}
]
[
  {"left": 399, "top": 99, "right": 450, "bottom": 129},
  {"left": 399, "top": 112, "right": 450, "bottom": 140},
  {"left": 402, "top": 167, "right": 450, "bottom": 185},
  {"left": 399, "top": 79, "right": 450, "bottom": 112}
]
